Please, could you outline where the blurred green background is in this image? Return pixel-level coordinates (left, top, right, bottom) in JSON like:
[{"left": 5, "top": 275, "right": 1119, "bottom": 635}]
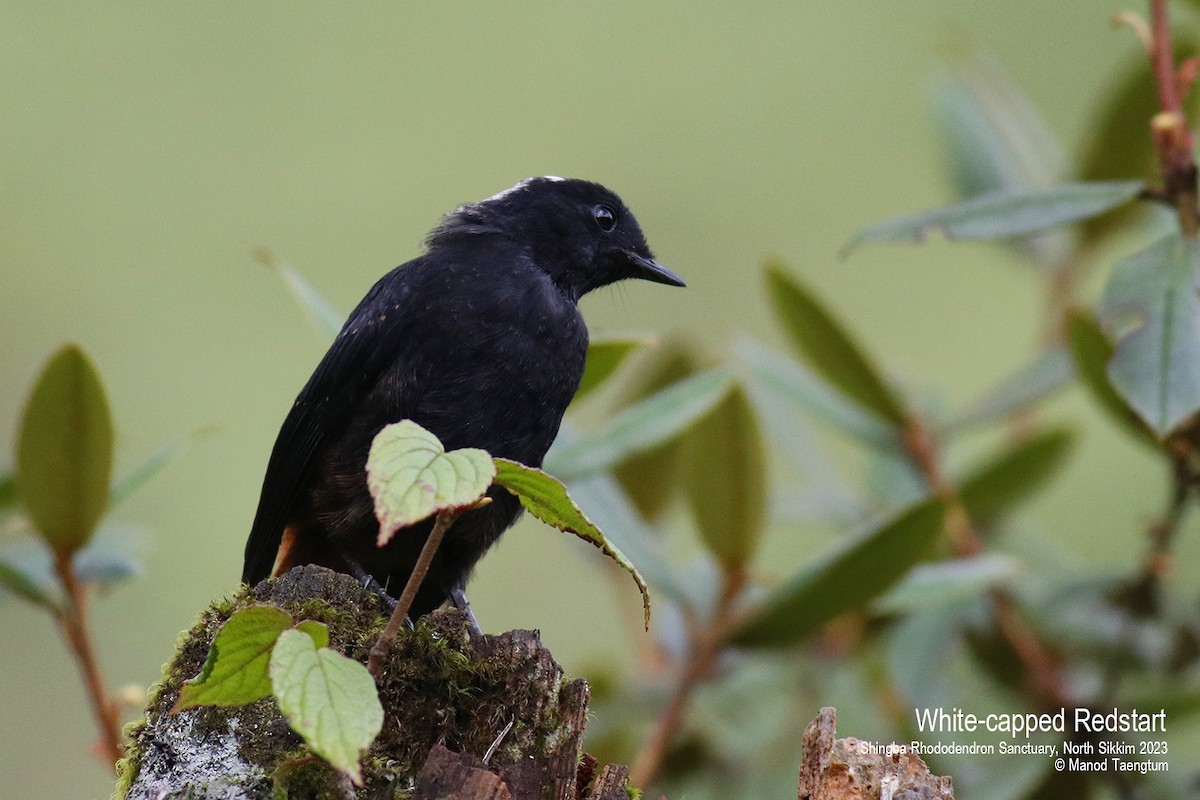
[{"left": 3, "top": 2, "right": 1196, "bottom": 797}]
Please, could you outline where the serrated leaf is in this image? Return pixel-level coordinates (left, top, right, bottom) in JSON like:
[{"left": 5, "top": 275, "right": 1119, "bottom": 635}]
[
  {"left": 545, "top": 368, "right": 732, "bottom": 481},
  {"left": 493, "top": 458, "right": 650, "bottom": 628},
  {"left": 957, "top": 428, "right": 1074, "bottom": 529},
  {"left": 573, "top": 336, "right": 654, "bottom": 404},
  {"left": 366, "top": 420, "right": 495, "bottom": 546},
  {"left": 16, "top": 345, "right": 114, "bottom": 554},
  {"left": 173, "top": 606, "right": 294, "bottom": 711},
  {"left": 270, "top": 628, "right": 383, "bottom": 785},
  {"left": 682, "top": 386, "right": 767, "bottom": 570},
  {"left": 734, "top": 337, "right": 899, "bottom": 450},
  {"left": 941, "top": 348, "right": 1074, "bottom": 434},
  {"left": 257, "top": 248, "right": 344, "bottom": 341},
  {"left": 1066, "top": 309, "right": 1159, "bottom": 446},
  {"left": 110, "top": 425, "right": 217, "bottom": 508},
  {"left": 0, "top": 558, "right": 57, "bottom": 609},
  {"left": 844, "top": 181, "right": 1143, "bottom": 253},
  {"left": 1099, "top": 232, "right": 1200, "bottom": 437},
  {"left": 874, "top": 554, "right": 1021, "bottom": 614},
  {"left": 728, "top": 499, "right": 945, "bottom": 648},
  {"left": 764, "top": 263, "right": 908, "bottom": 427}
]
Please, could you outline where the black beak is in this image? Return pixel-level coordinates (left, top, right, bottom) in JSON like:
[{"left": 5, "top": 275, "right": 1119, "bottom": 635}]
[{"left": 622, "top": 250, "right": 686, "bottom": 287}]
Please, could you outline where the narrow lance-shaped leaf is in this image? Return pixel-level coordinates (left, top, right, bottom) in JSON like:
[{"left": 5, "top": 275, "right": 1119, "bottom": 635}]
[
  {"left": 957, "top": 428, "right": 1074, "bottom": 530},
  {"left": 940, "top": 347, "right": 1073, "bottom": 434},
  {"left": 764, "top": 263, "right": 908, "bottom": 427},
  {"left": 110, "top": 425, "right": 218, "bottom": 508},
  {"left": 257, "top": 248, "right": 344, "bottom": 341},
  {"left": 1077, "top": 43, "right": 1200, "bottom": 243},
  {"left": 612, "top": 340, "right": 697, "bottom": 519},
  {"left": 0, "top": 473, "right": 15, "bottom": 513},
  {"left": 682, "top": 385, "right": 767, "bottom": 570},
  {"left": 493, "top": 458, "right": 650, "bottom": 629},
  {"left": 269, "top": 628, "right": 384, "bottom": 786},
  {"left": 366, "top": 420, "right": 495, "bottom": 546},
  {"left": 0, "top": 559, "right": 57, "bottom": 610},
  {"left": 1065, "top": 309, "right": 1159, "bottom": 447},
  {"left": 728, "top": 499, "right": 946, "bottom": 648},
  {"left": 843, "top": 181, "right": 1144, "bottom": 254},
  {"left": 734, "top": 337, "right": 899, "bottom": 450},
  {"left": 16, "top": 345, "right": 114, "bottom": 554},
  {"left": 572, "top": 335, "right": 655, "bottom": 404},
  {"left": 1100, "top": 232, "right": 1200, "bottom": 437},
  {"left": 935, "top": 52, "right": 1072, "bottom": 269},
  {"left": 873, "top": 554, "right": 1022, "bottom": 615},
  {"left": 545, "top": 367, "right": 732, "bottom": 481},
  {"left": 173, "top": 606, "right": 294, "bottom": 711}
]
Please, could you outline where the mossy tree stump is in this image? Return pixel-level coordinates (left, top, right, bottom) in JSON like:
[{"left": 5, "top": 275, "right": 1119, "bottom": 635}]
[{"left": 118, "top": 566, "right": 630, "bottom": 800}]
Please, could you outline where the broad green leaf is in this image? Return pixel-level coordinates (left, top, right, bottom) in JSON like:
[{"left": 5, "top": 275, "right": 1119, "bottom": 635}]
[
  {"left": 1099, "top": 232, "right": 1200, "bottom": 436},
  {"left": 110, "top": 425, "right": 217, "bottom": 508},
  {"left": 682, "top": 386, "right": 767, "bottom": 570},
  {"left": 257, "top": 248, "right": 344, "bottom": 341},
  {"left": 0, "top": 558, "right": 57, "bottom": 610},
  {"left": 563, "top": 469, "right": 689, "bottom": 604},
  {"left": 734, "top": 338, "right": 898, "bottom": 450},
  {"left": 545, "top": 368, "right": 732, "bottom": 481},
  {"left": 173, "top": 606, "right": 293, "bottom": 711},
  {"left": 295, "top": 619, "right": 330, "bottom": 650},
  {"left": 941, "top": 348, "right": 1073, "bottom": 434},
  {"left": 16, "top": 345, "right": 114, "bottom": 554},
  {"left": 573, "top": 336, "right": 654, "bottom": 404},
  {"left": 270, "top": 628, "right": 384, "bottom": 786},
  {"left": 874, "top": 554, "right": 1021, "bottom": 614},
  {"left": 0, "top": 474, "right": 15, "bottom": 514},
  {"left": 366, "top": 420, "right": 495, "bottom": 546},
  {"left": 728, "top": 499, "right": 945, "bottom": 648},
  {"left": 764, "top": 264, "right": 908, "bottom": 427},
  {"left": 935, "top": 53, "right": 1072, "bottom": 269},
  {"left": 844, "top": 181, "right": 1143, "bottom": 253},
  {"left": 1066, "top": 309, "right": 1159, "bottom": 447},
  {"left": 493, "top": 458, "right": 650, "bottom": 628},
  {"left": 957, "top": 428, "right": 1074, "bottom": 529},
  {"left": 612, "top": 341, "right": 697, "bottom": 519},
  {"left": 1077, "top": 44, "right": 1200, "bottom": 243}
]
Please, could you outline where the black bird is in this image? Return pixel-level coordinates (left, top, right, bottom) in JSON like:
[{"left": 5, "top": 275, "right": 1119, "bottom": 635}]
[{"left": 242, "top": 176, "right": 684, "bottom": 627}]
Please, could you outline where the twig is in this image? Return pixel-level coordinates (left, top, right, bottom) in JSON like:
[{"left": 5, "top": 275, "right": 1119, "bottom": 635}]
[
  {"left": 629, "top": 566, "right": 745, "bottom": 788},
  {"left": 52, "top": 549, "right": 123, "bottom": 767},
  {"left": 1146, "top": 0, "right": 1199, "bottom": 236},
  {"left": 367, "top": 499, "right": 489, "bottom": 678}
]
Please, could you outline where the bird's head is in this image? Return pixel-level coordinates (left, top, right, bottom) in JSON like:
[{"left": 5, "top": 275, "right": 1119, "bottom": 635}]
[{"left": 430, "top": 176, "right": 685, "bottom": 300}]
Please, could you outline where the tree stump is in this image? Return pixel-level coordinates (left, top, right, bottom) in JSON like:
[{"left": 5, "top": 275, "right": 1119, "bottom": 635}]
[
  {"left": 116, "top": 565, "right": 621, "bottom": 800},
  {"left": 798, "top": 707, "right": 954, "bottom": 800}
]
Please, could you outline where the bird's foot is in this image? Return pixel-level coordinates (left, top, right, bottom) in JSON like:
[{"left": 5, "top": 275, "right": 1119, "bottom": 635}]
[{"left": 449, "top": 585, "right": 483, "bottom": 636}]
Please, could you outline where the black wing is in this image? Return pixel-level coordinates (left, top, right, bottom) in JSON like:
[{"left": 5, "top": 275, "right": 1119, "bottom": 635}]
[{"left": 241, "top": 264, "right": 418, "bottom": 583}]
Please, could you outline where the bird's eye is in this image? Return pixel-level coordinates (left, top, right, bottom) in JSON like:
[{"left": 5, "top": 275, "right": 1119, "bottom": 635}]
[{"left": 592, "top": 204, "right": 617, "bottom": 232}]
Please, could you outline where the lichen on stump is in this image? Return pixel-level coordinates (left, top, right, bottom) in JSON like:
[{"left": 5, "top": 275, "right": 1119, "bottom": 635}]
[{"left": 118, "top": 565, "right": 610, "bottom": 800}]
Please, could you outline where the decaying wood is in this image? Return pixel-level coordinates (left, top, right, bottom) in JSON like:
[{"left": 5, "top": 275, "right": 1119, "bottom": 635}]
[
  {"left": 798, "top": 707, "right": 954, "bottom": 800},
  {"left": 117, "top": 566, "right": 626, "bottom": 800}
]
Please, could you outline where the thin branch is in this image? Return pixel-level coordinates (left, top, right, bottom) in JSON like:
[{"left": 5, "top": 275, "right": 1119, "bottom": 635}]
[
  {"left": 52, "top": 549, "right": 123, "bottom": 768},
  {"left": 630, "top": 566, "right": 745, "bottom": 788}
]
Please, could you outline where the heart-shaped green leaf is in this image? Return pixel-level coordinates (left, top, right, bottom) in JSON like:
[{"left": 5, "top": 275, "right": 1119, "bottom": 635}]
[
  {"left": 493, "top": 458, "right": 650, "bottom": 629},
  {"left": 173, "top": 605, "right": 293, "bottom": 711},
  {"left": 269, "top": 628, "right": 383, "bottom": 786},
  {"left": 366, "top": 420, "right": 495, "bottom": 546},
  {"left": 16, "top": 345, "right": 114, "bottom": 554}
]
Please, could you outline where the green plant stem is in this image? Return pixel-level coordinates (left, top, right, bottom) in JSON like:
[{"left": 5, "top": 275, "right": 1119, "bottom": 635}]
[
  {"left": 52, "top": 548, "right": 123, "bottom": 768},
  {"left": 629, "top": 566, "right": 745, "bottom": 789},
  {"left": 367, "top": 507, "right": 464, "bottom": 678}
]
